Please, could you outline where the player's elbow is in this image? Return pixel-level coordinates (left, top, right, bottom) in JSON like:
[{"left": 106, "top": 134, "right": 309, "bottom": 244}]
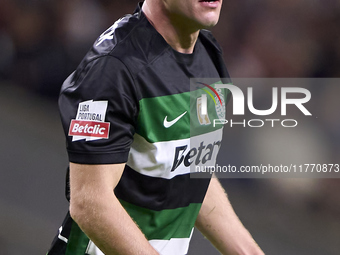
[
  {"left": 69, "top": 190, "right": 114, "bottom": 228},
  {"left": 69, "top": 194, "right": 93, "bottom": 228},
  {"left": 70, "top": 201, "right": 83, "bottom": 224}
]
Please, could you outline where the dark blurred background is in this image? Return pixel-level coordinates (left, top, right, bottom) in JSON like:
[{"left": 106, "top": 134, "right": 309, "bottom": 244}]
[{"left": 1, "top": 0, "right": 340, "bottom": 254}]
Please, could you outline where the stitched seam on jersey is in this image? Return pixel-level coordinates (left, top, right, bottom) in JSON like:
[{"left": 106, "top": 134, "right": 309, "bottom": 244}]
[
  {"left": 104, "top": 55, "right": 140, "bottom": 128},
  {"left": 106, "top": 55, "right": 139, "bottom": 100}
]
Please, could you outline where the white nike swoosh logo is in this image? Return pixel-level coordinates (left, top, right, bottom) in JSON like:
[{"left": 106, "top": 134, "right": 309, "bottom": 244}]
[{"left": 163, "top": 111, "right": 187, "bottom": 128}]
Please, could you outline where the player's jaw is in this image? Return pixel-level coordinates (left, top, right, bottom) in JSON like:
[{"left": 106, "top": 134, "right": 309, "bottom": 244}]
[
  {"left": 198, "top": 0, "right": 223, "bottom": 27},
  {"left": 165, "top": 0, "right": 223, "bottom": 30},
  {"left": 196, "top": 0, "right": 222, "bottom": 27}
]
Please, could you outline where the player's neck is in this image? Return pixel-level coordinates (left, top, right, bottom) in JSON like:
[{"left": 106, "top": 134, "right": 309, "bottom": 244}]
[{"left": 142, "top": 1, "right": 199, "bottom": 54}]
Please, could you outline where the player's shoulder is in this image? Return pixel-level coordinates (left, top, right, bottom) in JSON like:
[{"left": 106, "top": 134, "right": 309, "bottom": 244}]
[
  {"left": 83, "top": 11, "right": 143, "bottom": 62},
  {"left": 80, "top": 5, "right": 168, "bottom": 77},
  {"left": 93, "top": 14, "right": 142, "bottom": 57}
]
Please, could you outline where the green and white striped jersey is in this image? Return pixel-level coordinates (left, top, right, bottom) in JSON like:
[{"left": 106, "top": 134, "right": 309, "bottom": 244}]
[{"left": 48, "top": 3, "right": 230, "bottom": 255}]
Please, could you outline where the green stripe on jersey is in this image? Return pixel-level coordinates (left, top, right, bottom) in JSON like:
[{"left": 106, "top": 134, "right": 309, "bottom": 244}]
[
  {"left": 65, "top": 221, "right": 89, "bottom": 255},
  {"left": 119, "top": 200, "right": 202, "bottom": 240},
  {"left": 136, "top": 84, "right": 227, "bottom": 143},
  {"left": 137, "top": 92, "right": 190, "bottom": 143}
]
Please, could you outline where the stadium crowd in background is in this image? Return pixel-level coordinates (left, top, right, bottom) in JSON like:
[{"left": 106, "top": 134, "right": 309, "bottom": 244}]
[{"left": 1, "top": 0, "right": 340, "bottom": 93}]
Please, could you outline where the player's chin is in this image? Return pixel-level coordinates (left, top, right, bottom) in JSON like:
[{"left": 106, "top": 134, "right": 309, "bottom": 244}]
[
  {"left": 203, "top": 8, "right": 222, "bottom": 24},
  {"left": 198, "top": 15, "right": 220, "bottom": 28}
]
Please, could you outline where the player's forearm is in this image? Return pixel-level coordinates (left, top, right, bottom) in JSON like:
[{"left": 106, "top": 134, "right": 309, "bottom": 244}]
[
  {"left": 70, "top": 191, "right": 159, "bottom": 255},
  {"left": 195, "top": 178, "right": 264, "bottom": 255}
]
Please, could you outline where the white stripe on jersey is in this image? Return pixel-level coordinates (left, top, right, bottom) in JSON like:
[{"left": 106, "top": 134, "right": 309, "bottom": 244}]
[
  {"left": 84, "top": 229, "right": 193, "bottom": 255},
  {"left": 86, "top": 240, "right": 105, "bottom": 255},
  {"left": 127, "top": 129, "right": 223, "bottom": 179},
  {"left": 149, "top": 228, "right": 194, "bottom": 255}
]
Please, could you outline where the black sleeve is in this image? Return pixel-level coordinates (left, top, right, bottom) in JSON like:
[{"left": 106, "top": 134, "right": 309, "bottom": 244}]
[{"left": 58, "top": 56, "right": 139, "bottom": 164}]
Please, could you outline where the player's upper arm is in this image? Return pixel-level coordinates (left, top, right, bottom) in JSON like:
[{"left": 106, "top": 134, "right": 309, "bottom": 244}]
[{"left": 69, "top": 162, "right": 125, "bottom": 219}]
